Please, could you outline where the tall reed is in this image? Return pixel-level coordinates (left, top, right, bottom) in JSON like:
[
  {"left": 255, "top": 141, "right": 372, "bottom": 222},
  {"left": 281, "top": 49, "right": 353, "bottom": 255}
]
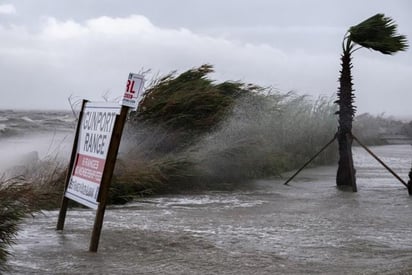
[
  {"left": 0, "top": 158, "right": 66, "bottom": 270},
  {"left": 114, "top": 83, "right": 338, "bottom": 197}
]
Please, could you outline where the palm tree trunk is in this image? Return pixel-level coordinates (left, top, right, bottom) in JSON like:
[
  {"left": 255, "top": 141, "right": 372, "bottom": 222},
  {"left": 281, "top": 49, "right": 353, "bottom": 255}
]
[{"left": 336, "top": 51, "right": 357, "bottom": 190}]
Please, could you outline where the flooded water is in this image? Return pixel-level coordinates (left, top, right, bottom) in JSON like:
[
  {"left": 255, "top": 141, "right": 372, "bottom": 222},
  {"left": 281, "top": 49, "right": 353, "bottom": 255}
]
[{"left": 8, "top": 144, "right": 412, "bottom": 274}]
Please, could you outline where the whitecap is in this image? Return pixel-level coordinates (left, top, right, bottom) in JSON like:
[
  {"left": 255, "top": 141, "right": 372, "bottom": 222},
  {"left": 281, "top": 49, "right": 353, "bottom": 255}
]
[
  {"left": 21, "top": 116, "right": 36, "bottom": 123},
  {"left": 55, "top": 115, "right": 75, "bottom": 123}
]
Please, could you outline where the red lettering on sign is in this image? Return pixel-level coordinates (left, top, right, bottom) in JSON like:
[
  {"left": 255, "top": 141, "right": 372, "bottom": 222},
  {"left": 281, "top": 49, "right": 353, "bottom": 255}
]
[
  {"left": 73, "top": 154, "right": 105, "bottom": 184},
  {"left": 126, "top": 80, "right": 136, "bottom": 94}
]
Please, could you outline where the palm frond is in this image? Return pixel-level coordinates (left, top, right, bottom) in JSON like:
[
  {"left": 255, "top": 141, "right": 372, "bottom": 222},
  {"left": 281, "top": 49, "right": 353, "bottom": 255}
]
[{"left": 348, "top": 13, "right": 408, "bottom": 54}]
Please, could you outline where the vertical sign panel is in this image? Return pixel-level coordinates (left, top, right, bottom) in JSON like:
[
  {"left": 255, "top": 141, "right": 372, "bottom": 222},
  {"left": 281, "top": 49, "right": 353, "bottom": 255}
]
[
  {"left": 122, "top": 73, "right": 145, "bottom": 110},
  {"left": 65, "top": 102, "right": 120, "bottom": 209}
]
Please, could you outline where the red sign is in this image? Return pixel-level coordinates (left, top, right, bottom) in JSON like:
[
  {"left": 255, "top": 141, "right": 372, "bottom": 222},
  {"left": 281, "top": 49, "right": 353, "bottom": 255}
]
[{"left": 73, "top": 154, "right": 105, "bottom": 184}]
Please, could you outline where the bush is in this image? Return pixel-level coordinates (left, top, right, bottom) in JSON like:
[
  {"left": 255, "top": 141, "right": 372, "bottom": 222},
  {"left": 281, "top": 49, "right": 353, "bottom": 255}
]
[
  {"left": 0, "top": 159, "right": 66, "bottom": 270},
  {"left": 0, "top": 178, "right": 29, "bottom": 272},
  {"left": 113, "top": 66, "right": 339, "bottom": 200},
  {"left": 128, "top": 64, "right": 259, "bottom": 154}
]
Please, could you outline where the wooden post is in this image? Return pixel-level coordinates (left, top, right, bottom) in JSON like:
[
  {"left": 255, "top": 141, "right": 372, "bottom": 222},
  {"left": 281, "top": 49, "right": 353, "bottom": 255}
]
[
  {"left": 352, "top": 134, "right": 408, "bottom": 188},
  {"left": 284, "top": 134, "right": 337, "bottom": 185},
  {"left": 57, "top": 100, "right": 88, "bottom": 230},
  {"left": 89, "top": 106, "right": 129, "bottom": 252}
]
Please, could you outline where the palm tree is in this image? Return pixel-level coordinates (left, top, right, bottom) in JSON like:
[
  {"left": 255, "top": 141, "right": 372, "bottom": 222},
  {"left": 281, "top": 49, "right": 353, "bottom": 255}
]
[{"left": 335, "top": 13, "right": 408, "bottom": 190}]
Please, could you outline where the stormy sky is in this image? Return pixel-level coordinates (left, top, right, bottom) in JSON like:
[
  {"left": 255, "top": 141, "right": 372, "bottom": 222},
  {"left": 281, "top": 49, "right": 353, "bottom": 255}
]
[{"left": 0, "top": 0, "right": 411, "bottom": 117}]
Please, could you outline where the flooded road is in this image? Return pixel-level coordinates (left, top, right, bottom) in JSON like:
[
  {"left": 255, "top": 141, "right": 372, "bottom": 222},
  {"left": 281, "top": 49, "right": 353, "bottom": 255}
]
[{"left": 8, "top": 145, "right": 412, "bottom": 274}]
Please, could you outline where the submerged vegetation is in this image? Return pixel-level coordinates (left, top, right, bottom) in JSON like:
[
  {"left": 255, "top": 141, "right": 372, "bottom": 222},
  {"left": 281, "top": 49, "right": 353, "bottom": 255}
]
[
  {"left": 1, "top": 62, "right": 410, "bottom": 266},
  {"left": 112, "top": 65, "right": 338, "bottom": 201}
]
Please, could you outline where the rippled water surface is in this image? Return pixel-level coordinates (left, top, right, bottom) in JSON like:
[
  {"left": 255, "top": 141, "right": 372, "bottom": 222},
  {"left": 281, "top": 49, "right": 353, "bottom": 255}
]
[{"left": 8, "top": 145, "right": 412, "bottom": 274}]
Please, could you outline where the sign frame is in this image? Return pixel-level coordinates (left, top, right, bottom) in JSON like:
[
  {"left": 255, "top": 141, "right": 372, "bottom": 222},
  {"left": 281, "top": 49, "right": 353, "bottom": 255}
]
[
  {"left": 56, "top": 100, "right": 129, "bottom": 252},
  {"left": 64, "top": 102, "right": 120, "bottom": 209}
]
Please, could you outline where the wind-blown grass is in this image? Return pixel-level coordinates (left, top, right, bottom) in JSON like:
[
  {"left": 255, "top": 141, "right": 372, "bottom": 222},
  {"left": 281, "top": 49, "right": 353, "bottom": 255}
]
[
  {"left": 128, "top": 64, "right": 259, "bottom": 154},
  {"left": 0, "top": 158, "right": 66, "bottom": 271},
  {"left": 190, "top": 92, "right": 338, "bottom": 185},
  {"left": 0, "top": 177, "right": 29, "bottom": 272},
  {"left": 113, "top": 66, "right": 338, "bottom": 198}
]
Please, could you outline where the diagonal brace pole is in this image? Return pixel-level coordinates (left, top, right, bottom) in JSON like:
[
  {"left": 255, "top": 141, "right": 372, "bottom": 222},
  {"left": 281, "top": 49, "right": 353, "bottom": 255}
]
[
  {"left": 284, "top": 134, "right": 337, "bottom": 185},
  {"left": 352, "top": 134, "right": 408, "bottom": 188}
]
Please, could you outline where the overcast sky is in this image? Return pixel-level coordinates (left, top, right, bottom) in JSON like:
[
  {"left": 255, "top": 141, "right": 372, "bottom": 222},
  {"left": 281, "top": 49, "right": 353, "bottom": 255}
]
[{"left": 0, "top": 0, "right": 411, "bottom": 117}]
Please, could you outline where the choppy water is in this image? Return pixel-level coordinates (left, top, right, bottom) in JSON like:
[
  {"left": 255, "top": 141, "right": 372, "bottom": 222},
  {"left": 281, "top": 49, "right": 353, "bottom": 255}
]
[
  {"left": 7, "top": 144, "right": 412, "bottom": 274},
  {"left": 0, "top": 110, "right": 75, "bottom": 174},
  {"left": 0, "top": 110, "right": 74, "bottom": 138}
]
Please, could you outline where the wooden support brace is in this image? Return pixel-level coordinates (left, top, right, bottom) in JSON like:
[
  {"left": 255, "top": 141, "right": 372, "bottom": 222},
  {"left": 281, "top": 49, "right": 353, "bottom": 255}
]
[
  {"left": 284, "top": 134, "right": 337, "bottom": 185},
  {"left": 56, "top": 100, "right": 88, "bottom": 231},
  {"left": 89, "top": 106, "right": 129, "bottom": 252},
  {"left": 352, "top": 134, "right": 408, "bottom": 188}
]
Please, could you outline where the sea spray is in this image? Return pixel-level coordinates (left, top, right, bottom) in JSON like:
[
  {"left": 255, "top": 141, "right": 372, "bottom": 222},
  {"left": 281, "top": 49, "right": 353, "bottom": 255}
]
[
  {"left": 0, "top": 110, "right": 74, "bottom": 177},
  {"left": 188, "top": 92, "right": 338, "bottom": 185},
  {"left": 113, "top": 91, "right": 339, "bottom": 199}
]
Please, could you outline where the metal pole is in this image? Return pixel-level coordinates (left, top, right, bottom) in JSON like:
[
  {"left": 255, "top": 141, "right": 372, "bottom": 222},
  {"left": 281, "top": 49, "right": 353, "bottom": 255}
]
[
  {"left": 89, "top": 106, "right": 129, "bottom": 252},
  {"left": 284, "top": 134, "right": 337, "bottom": 185},
  {"left": 352, "top": 134, "right": 408, "bottom": 188},
  {"left": 57, "top": 100, "right": 88, "bottom": 230}
]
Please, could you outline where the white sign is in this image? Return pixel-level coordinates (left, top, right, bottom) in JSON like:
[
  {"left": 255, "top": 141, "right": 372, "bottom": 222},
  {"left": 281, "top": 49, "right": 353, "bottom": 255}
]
[
  {"left": 65, "top": 102, "right": 121, "bottom": 209},
  {"left": 122, "top": 73, "right": 145, "bottom": 110}
]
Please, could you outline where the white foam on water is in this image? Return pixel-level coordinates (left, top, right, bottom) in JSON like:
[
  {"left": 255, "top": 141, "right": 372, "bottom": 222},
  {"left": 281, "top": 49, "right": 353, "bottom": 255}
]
[
  {"left": 21, "top": 116, "right": 36, "bottom": 123},
  {"left": 136, "top": 194, "right": 265, "bottom": 209}
]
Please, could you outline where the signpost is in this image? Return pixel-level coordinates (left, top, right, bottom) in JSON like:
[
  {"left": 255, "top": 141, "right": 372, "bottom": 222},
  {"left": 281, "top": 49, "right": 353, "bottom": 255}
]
[{"left": 57, "top": 72, "right": 145, "bottom": 252}]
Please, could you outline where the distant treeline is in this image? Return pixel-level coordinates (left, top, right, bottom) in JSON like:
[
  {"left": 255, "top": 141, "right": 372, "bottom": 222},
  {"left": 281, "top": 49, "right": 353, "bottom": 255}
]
[{"left": 353, "top": 113, "right": 412, "bottom": 145}]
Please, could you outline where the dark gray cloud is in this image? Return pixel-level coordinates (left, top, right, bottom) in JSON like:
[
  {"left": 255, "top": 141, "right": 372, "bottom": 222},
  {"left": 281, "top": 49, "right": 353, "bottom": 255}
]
[{"left": 0, "top": 0, "right": 411, "bottom": 117}]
